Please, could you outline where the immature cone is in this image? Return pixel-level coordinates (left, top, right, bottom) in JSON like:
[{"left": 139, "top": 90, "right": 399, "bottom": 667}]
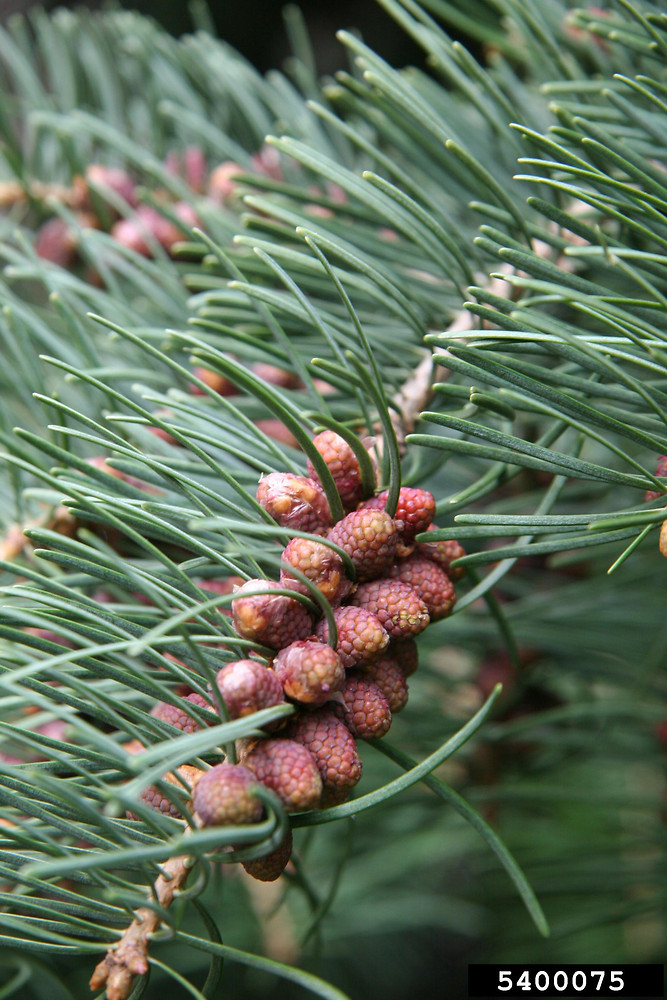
[
  {"left": 660, "top": 519, "right": 667, "bottom": 558},
  {"left": 111, "top": 205, "right": 181, "bottom": 256},
  {"left": 333, "top": 675, "right": 392, "bottom": 740},
  {"left": 328, "top": 508, "right": 399, "bottom": 582},
  {"left": 416, "top": 524, "right": 466, "bottom": 582},
  {"left": 208, "top": 160, "right": 243, "bottom": 203},
  {"left": 213, "top": 660, "right": 284, "bottom": 721},
  {"left": 244, "top": 738, "right": 322, "bottom": 812},
  {"left": 150, "top": 693, "right": 213, "bottom": 734},
  {"left": 307, "top": 430, "right": 363, "bottom": 512},
  {"left": 320, "top": 785, "right": 354, "bottom": 808},
  {"left": 273, "top": 639, "right": 345, "bottom": 705},
  {"left": 140, "top": 765, "right": 203, "bottom": 820},
  {"left": 148, "top": 410, "right": 179, "bottom": 446},
  {"left": 157, "top": 652, "right": 193, "bottom": 697},
  {"left": 164, "top": 145, "right": 207, "bottom": 192},
  {"left": 86, "top": 455, "right": 158, "bottom": 493},
  {"left": 387, "top": 638, "right": 419, "bottom": 678},
  {"left": 646, "top": 456, "right": 667, "bottom": 503},
  {"left": 193, "top": 763, "right": 263, "bottom": 827},
  {"left": 242, "top": 828, "right": 293, "bottom": 882},
  {"left": 24, "top": 626, "right": 74, "bottom": 649},
  {"left": 388, "top": 557, "right": 456, "bottom": 621},
  {"left": 84, "top": 163, "right": 137, "bottom": 208},
  {"left": 257, "top": 472, "right": 332, "bottom": 534},
  {"left": 362, "top": 487, "right": 435, "bottom": 555},
  {"left": 252, "top": 363, "right": 302, "bottom": 390},
  {"left": 280, "top": 536, "right": 352, "bottom": 605},
  {"left": 362, "top": 658, "right": 409, "bottom": 713},
  {"left": 198, "top": 575, "right": 245, "bottom": 616},
  {"left": 232, "top": 579, "right": 313, "bottom": 649},
  {"left": 255, "top": 419, "right": 300, "bottom": 449},
  {"left": 172, "top": 200, "right": 200, "bottom": 235},
  {"left": 315, "top": 606, "right": 389, "bottom": 669},
  {"left": 35, "top": 216, "right": 78, "bottom": 267},
  {"left": 287, "top": 709, "right": 362, "bottom": 796},
  {"left": 252, "top": 144, "right": 283, "bottom": 180},
  {"left": 350, "top": 579, "right": 430, "bottom": 639},
  {"left": 190, "top": 366, "right": 238, "bottom": 397}
]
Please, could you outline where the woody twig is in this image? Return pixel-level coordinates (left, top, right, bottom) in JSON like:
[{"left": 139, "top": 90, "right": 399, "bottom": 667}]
[{"left": 89, "top": 853, "right": 193, "bottom": 1000}]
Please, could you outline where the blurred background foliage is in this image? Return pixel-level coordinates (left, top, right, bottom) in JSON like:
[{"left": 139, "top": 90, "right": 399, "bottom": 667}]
[
  {"left": 0, "top": 0, "right": 664, "bottom": 998},
  {"left": 0, "top": 0, "right": 427, "bottom": 75}
]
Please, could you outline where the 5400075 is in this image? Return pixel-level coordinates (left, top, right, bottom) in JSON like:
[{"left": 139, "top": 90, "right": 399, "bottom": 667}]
[
  {"left": 499, "top": 970, "right": 622, "bottom": 992},
  {"left": 467, "top": 964, "right": 664, "bottom": 998}
]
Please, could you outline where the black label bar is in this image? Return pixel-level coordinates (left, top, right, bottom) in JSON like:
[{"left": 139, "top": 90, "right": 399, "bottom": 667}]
[{"left": 468, "top": 964, "right": 664, "bottom": 998}]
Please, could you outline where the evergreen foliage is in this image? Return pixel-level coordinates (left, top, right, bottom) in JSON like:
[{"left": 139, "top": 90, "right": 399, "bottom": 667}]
[{"left": 0, "top": 1, "right": 664, "bottom": 997}]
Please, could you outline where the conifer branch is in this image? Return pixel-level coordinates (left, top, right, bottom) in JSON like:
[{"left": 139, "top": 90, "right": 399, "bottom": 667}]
[{"left": 0, "top": 1, "right": 664, "bottom": 995}]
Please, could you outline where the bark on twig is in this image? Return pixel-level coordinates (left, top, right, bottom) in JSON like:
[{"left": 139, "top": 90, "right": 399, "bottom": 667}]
[
  {"left": 0, "top": 179, "right": 83, "bottom": 209},
  {"left": 380, "top": 267, "right": 514, "bottom": 453},
  {"left": 385, "top": 225, "right": 582, "bottom": 450},
  {"left": 0, "top": 506, "right": 78, "bottom": 562},
  {"left": 89, "top": 854, "right": 193, "bottom": 1000}
]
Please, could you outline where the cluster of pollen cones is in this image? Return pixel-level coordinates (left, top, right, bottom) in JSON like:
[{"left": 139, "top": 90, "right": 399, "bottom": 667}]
[{"left": 139, "top": 430, "right": 465, "bottom": 881}]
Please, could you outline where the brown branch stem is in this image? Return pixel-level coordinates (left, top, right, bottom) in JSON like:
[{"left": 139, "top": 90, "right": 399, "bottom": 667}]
[
  {"left": 377, "top": 267, "right": 514, "bottom": 455},
  {"left": 0, "top": 506, "right": 78, "bottom": 563},
  {"left": 384, "top": 226, "right": 582, "bottom": 450},
  {"left": 0, "top": 179, "right": 83, "bottom": 209},
  {"left": 89, "top": 853, "right": 193, "bottom": 1000}
]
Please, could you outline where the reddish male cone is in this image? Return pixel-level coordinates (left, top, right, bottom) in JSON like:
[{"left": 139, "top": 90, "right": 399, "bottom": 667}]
[
  {"left": 242, "top": 829, "right": 293, "bottom": 881},
  {"left": 150, "top": 693, "right": 214, "bottom": 734},
  {"left": 645, "top": 456, "right": 667, "bottom": 503},
  {"left": 140, "top": 765, "right": 203, "bottom": 820},
  {"left": 307, "top": 430, "right": 364, "bottom": 512},
  {"left": 252, "top": 363, "right": 301, "bottom": 389},
  {"left": 416, "top": 524, "right": 466, "bottom": 581},
  {"left": 257, "top": 472, "right": 332, "bottom": 534},
  {"left": 387, "top": 638, "right": 419, "bottom": 678},
  {"left": 190, "top": 366, "right": 238, "bottom": 397},
  {"left": 350, "top": 579, "right": 430, "bottom": 639},
  {"left": 111, "top": 205, "right": 181, "bottom": 256},
  {"left": 208, "top": 161, "right": 244, "bottom": 203},
  {"left": 362, "top": 658, "right": 409, "bottom": 713},
  {"left": 84, "top": 164, "right": 137, "bottom": 208},
  {"left": 328, "top": 508, "right": 399, "bottom": 582},
  {"left": 388, "top": 557, "right": 456, "bottom": 620},
  {"left": 361, "top": 487, "right": 435, "bottom": 555},
  {"left": 252, "top": 144, "right": 283, "bottom": 180},
  {"left": 280, "top": 536, "right": 352, "bottom": 605},
  {"left": 232, "top": 579, "right": 313, "bottom": 649},
  {"left": 287, "top": 709, "right": 362, "bottom": 798},
  {"left": 164, "top": 146, "right": 207, "bottom": 193},
  {"left": 243, "top": 738, "right": 322, "bottom": 812},
  {"left": 333, "top": 675, "right": 392, "bottom": 740},
  {"left": 315, "top": 606, "right": 389, "bottom": 669},
  {"left": 660, "top": 520, "right": 667, "bottom": 558},
  {"left": 255, "top": 419, "right": 300, "bottom": 449},
  {"left": 273, "top": 639, "right": 345, "bottom": 705},
  {"left": 193, "top": 763, "right": 264, "bottom": 826},
  {"left": 213, "top": 660, "right": 285, "bottom": 720},
  {"left": 35, "top": 217, "right": 79, "bottom": 267},
  {"left": 198, "top": 576, "right": 244, "bottom": 616}
]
